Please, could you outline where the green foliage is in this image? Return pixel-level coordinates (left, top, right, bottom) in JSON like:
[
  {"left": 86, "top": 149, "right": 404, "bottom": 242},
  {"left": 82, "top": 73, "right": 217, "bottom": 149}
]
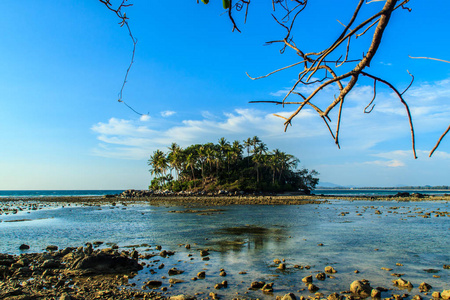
[{"left": 147, "top": 137, "right": 319, "bottom": 193}]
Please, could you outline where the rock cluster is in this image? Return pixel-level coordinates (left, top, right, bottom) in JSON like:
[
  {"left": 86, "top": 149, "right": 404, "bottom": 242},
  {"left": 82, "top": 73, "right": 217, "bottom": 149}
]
[{"left": 0, "top": 245, "right": 151, "bottom": 299}]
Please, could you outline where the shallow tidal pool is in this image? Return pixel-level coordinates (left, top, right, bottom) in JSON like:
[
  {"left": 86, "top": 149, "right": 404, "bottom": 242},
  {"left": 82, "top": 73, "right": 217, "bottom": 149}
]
[{"left": 1, "top": 200, "right": 449, "bottom": 299}]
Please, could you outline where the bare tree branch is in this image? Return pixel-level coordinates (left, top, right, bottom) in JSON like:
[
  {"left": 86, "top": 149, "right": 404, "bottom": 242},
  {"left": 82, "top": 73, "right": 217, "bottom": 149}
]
[{"left": 429, "top": 125, "right": 450, "bottom": 157}]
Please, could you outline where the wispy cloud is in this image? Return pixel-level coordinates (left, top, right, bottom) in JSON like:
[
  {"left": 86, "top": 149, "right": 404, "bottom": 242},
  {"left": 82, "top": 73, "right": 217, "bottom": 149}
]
[
  {"left": 364, "top": 159, "right": 405, "bottom": 168},
  {"left": 161, "top": 110, "right": 176, "bottom": 117},
  {"left": 91, "top": 108, "right": 328, "bottom": 160}
]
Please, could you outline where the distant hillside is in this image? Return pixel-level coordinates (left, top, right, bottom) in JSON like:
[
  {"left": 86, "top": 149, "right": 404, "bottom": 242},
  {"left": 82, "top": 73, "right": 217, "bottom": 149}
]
[{"left": 316, "top": 182, "right": 343, "bottom": 188}]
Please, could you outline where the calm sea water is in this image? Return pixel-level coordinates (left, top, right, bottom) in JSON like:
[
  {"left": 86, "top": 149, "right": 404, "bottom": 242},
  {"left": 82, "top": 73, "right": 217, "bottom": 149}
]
[
  {"left": 313, "top": 189, "right": 450, "bottom": 196},
  {"left": 0, "top": 199, "right": 448, "bottom": 299},
  {"left": 0, "top": 190, "right": 124, "bottom": 198},
  {"left": 1, "top": 189, "right": 448, "bottom": 198}
]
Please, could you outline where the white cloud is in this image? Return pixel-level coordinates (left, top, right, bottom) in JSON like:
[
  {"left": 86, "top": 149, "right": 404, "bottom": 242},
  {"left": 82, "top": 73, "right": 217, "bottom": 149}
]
[
  {"left": 364, "top": 159, "right": 405, "bottom": 168},
  {"left": 91, "top": 108, "right": 329, "bottom": 160},
  {"left": 140, "top": 114, "right": 150, "bottom": 122},
  {"left": 161, "top": 110, "right": 176, "bottom": 117}
]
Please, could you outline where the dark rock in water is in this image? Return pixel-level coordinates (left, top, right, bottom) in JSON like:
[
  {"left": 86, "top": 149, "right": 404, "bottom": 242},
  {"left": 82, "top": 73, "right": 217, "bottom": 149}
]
[
  {"left": 328, "top": 292, "right": 343, "bottom": 300},
  {"left": 282, "top": 293, "right": 298, "bottom": 300},
  {"left": 168, "top": 267, "right": 184, "bottom": 275},
  {"left": 393, "top": 278, "right": 413, "bottom": 288},
  {"left": 325, "top": 266, "right": 337, "bottom": 273},
  {"left": 169, "top": 295, "right": 195, "bottom": 300},
  {"left": 250, "top": 281, "right": 265, "bottom": 289},
  {"left": 197, "top": 271, "right": 206, "bottom": 278},
  {"left": 72, "top": 252, "right": 143, "bottom": 274},
  {"left": 395, "top": 192, "right": 410, "bottom": 197},
  {"left": 46, "top": 245, "right": 58, "bottom": 251},
  {"left": 308, "top": 283, "right": 319, "bottom": 292},
  {"left": 419, "top": 282, "right": 432, "bottom": 292},
  {"left": 371, "top": 289, "right": 381, "bottom": 298},
  {"left": 350, "top": 280, "right": 373, "bottom": 298},
  {"left": 19, "top": 244, "right": 30, "bottom": 250},
  {"left": 316, "top": 272, "right": 326, "bottom": 281},
  {"left": 144, "top": 280, "right": 162, "bottom": 289},
  {"left": 261, "top": 282, "right": 274, "bottom": 293}
]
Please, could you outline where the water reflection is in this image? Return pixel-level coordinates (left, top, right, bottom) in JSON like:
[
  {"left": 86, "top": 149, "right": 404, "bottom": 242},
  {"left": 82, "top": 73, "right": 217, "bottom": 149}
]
[{"left": 212, "top": 225, "right": 288, "bottom": 252}]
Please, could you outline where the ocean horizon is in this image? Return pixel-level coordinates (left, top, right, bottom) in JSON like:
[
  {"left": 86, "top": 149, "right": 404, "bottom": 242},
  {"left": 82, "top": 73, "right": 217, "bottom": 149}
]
[
  {"left": 0, "top": 188, "right": 449, "bottom": 198},
  {"left": 0, "top": 190, "right": 125, "bottom": 198}
]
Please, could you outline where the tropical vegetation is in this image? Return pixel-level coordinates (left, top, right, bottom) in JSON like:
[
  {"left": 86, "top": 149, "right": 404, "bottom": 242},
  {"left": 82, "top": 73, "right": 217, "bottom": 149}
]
[{"left": 147, "top": 137, "right": 319, "bottom": 193}]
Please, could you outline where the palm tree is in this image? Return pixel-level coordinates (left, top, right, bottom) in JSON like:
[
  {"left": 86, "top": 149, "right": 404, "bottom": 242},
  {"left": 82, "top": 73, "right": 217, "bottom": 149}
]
[
  {"left": 218, "top": 137, "right": 230, "bottom": 171},
  {"left": 197, "top": 145, "right": 206, "bottom": 183},
  {"left": 148, "top": 149, "right": 168, "bottom": 179},
  {"left": 204, "top": 144, "right": 215, "bottom": 176},
  {"left": 251, "top": 136, "right": 262, "bottom": 153},
  {"left": 243, "top": 137, "right": 252, "bottom": 157},
  {"left": 252, "top": 142, "right": 268, "bottom": 183},
  {"left": 167, "top": 143, "right": 183, "bottom": 180},
  {"left": 231, "top": 140, "right": 243, "bottom": 170},
  {"left": 185, "top": 153, "right": 197, "bottom": 180}
]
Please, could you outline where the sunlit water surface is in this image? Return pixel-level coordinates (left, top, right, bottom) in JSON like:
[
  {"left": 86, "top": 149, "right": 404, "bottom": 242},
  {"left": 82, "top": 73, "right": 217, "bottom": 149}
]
[{"left": 1, "top": 200, "right": 449, "bottom": 299}]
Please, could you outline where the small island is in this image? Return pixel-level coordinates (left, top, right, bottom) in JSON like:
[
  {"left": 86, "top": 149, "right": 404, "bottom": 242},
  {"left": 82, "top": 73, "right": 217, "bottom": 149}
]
[{"left": 147, "top": 136, "right": 319, "bottom": 194}]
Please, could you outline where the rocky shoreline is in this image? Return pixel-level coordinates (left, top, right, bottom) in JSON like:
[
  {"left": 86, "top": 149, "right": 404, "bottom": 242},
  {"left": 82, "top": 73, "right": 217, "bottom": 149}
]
[
  {"left": 1, "top": 193, "right": 449, "bottom": 300},
  {"left": 1, "top": 242, "right": 449, "bottom": 300},
  {"left": 1, "top": 191, "right": 450, "bottom": 210}
]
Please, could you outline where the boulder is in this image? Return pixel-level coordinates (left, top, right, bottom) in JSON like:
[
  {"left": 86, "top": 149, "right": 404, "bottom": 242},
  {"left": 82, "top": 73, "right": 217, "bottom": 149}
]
[
  {"left": 393, "top": 278, "right": 413, "bottom": 289},
  {"left": 432, "top": 292, "right": 440, "bottom": 298},
  {"left": 46, "top": 245, "right": 58, "bottom": 251},
  {"left": 442, "top": 290, "right": 450, "bottom": 300},
  {"left": 302, "top": 275, "right": 313, "bottom": 283},
  {"left": 144, "top": 280, "right": 162, "bottom": 288},
  {"left": 328, "top": 292, "right": 342, "bottom": 300},
  {"left": 168, "top": 267, "right": 184, "bottom": 275},
  {"left": 281, "top": 293, "right": 298, "bottom": 300},
  {"left": 169, "top": 295, "right": 195, "bottom": 300},
  {"left": 72, "top": 252, "right": 143, "bottom": 274},
  {"left": 250, "top": 281, "right": 265, "bottom": 289},
  {"left": 261, "top": 282, "right": 274, "bottom": 293},
  {"left": 308, "top": 284, "right": 319, "bottom": 292},
  {"left": 325, "top": 266, "right": 337, "bottom": 273},
  {"left": 316, "top": 272, "right": 326, "bottom": 281},
  {"left": 350, "top": 280, "right": 373, "bottom": 298},
  {"left": 19, "top": 244, "right": 30, "bottom": 250},
  {"left": 371, "top": 289, "right": 381, "bottom": 298},
  {"left": 419, "top": 282, "right": 432, "bottom": 292}
]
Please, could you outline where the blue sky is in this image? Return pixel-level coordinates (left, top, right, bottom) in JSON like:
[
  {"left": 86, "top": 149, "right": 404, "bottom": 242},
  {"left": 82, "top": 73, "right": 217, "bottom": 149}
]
[{"left": 1, "top": 1, "right": 449, "bottom": 190}]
